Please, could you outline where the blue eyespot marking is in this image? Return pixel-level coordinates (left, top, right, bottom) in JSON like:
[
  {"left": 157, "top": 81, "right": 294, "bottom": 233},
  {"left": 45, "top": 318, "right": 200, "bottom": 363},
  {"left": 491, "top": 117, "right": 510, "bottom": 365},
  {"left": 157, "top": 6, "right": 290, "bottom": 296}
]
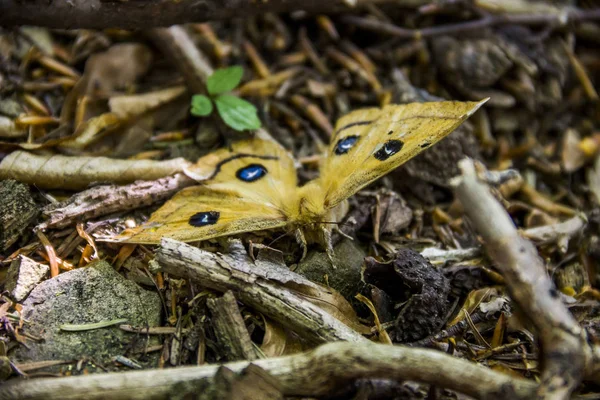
[
  {"left": 189, "top": 211, "right": 220, "bottom": 227},
  {"left": 334, "top": 135, "right": 359, "bottom": 155},
  {"left": 374, "top": 139, "right": 404, "bottom": 161},
  {"left": 236, "top": 164, "right": 268, "bottom": 182}
]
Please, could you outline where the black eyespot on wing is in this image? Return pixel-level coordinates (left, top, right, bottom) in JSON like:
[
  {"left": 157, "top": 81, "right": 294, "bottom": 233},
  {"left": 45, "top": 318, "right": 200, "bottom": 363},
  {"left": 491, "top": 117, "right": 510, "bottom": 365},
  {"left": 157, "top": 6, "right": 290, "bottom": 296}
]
[
  {"left": 189, "top": 211, "right": 220, "bottom": 227},
  {"left": 388, "top": 130, "right": 394, "bottom": 135},
  {"left": 374, "top": 139, "right": 404, "bottom": 161},
  {"left": 334, "top": 135, "right": 359, "bottom": 155},
  {"left": 236, "top": 164, "right": 268, "bottom": 182},
  {"left": 420, "top": 142, "right": 430, "bottom": 148}
]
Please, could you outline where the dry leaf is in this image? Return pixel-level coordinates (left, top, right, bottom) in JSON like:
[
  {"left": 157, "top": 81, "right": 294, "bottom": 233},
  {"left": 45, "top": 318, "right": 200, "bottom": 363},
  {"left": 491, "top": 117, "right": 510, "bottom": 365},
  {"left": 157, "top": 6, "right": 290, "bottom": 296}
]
[
  {"left": 562, "top": 129, "right": 586, "bottom": 173},
  {"left": 448, "top": 287, "right": 494, "bottom": 327},
  {"left": 260, "top": 317, "right": 303, "bottom": 357},
  {"left": 108, "top": 86, "right": 187, "bottom": 120},
  {"left": 58, "top": 112, "right": 122, "bottom": 150},
  {"left": 0, "top": 116, "right": 26, "bottom": 138},
  {"left": 83, "top": 43, "right": 153, "bottom": 98},
  {"left": 0, "top": 151, "right": 190, "bottom": 190}
]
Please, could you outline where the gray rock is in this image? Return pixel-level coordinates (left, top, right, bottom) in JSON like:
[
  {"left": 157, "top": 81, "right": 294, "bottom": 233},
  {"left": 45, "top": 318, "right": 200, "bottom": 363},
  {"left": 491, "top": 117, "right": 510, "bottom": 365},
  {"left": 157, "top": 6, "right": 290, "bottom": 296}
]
[
  {"left": 4, "top": 255, "right": 49, "bottom": 302},
  {"left": 295, "top": 238, "right": 366, "bottom": 305},
  {"left": 11, "top": 261, "right": 162, "bottom": 367}
]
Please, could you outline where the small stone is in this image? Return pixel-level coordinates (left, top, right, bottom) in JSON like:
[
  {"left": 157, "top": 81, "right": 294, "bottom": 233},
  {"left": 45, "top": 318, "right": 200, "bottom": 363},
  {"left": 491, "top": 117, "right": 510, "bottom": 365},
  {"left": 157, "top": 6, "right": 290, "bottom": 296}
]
[
  {"left": 4, "top": 255, "right": 49, "bottom": 302},
  {"left": 295, "top": 238, "right": 366, "bottom": 306},
  {"left": 0, "top": 180, "right": 40, "bottom": 252},
  {"left": 11, "top": 261, "right": 162, "bottom": 369},
  {"left": 0, "top": 356, "right": 11, "bottom": 381}
]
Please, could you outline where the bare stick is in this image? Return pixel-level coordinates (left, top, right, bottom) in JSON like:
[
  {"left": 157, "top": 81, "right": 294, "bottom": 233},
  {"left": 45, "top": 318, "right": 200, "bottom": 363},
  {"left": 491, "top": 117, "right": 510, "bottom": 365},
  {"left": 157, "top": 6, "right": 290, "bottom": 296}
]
[
  {"left": 0, "top": 341, "right": 537, "bottom": 400},
  {"left": 341, "top": 9, "right": 600, "bottom": 39},
  {"left": 38, "top": 174, "right": 195, "bottom": 230},
  {"left": 0, "top": 0, "right": 397, "bottom": 29},
  {"left": 451, "top": 158, "right": 591, "bottom": 399},
  {"left": 207, "top": 291, "right": 261, "bottom": 361},
  {"left": 156, "top": 238, "right": 367, "bottom": 344}
]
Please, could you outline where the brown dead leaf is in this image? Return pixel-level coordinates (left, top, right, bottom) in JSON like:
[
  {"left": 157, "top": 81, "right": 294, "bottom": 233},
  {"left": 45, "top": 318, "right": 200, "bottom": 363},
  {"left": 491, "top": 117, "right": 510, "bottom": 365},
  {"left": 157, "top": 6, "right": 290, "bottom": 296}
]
[
  {"left": 0, "top": 151, "right": 190, "bottom": 190},
  {"left": 0, "top": 116, "right": 26, "bottom": 138},
  {"left": 448, "top": 287, "right": 494, "bottom": 327},
  {"left": 58, "top": 112, "right": 122, "bottom": 150},
  {"left": 83, "top": 43, "right": 153, "bottom": 98},
  {"left": 108, "top": 86, "right": 187, "bottom": 120},
  {"left": 260, "top": 317, "right": 303, "bottom": 357},
  {"left": 295, "top": 284, "right": 371, "bottom": 335}
]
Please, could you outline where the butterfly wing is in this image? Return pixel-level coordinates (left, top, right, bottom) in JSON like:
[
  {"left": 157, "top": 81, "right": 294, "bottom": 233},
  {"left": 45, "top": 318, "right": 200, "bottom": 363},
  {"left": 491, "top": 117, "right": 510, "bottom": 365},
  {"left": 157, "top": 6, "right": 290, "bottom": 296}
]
[
  {"left": 318, "top": 100, "right": 487, "bottom": 208},
  {"left": 114, "top": 138, "right": 298, "bottom": 244}
]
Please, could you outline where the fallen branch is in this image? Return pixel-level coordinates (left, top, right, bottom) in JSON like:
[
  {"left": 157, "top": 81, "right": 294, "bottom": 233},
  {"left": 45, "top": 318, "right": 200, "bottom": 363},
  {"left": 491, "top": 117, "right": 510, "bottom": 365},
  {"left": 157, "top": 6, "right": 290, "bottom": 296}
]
[
  {"left": 38, "top": 174, "right": 195, "bottom": 230},
  {"left": 341, "top": 8, "right": 600, "bottom": 39},
  {"left": 0, "top": 0, "right": 397, "bottom": 29},
  {"left": 450, "top": 158, "right": 593, "bottom": 399},
  {"left": 156, "top": 238, "right": 368, "bottom": 344},
  {"left": 0, "top": 342, "right": 537, "bottom": 400}
]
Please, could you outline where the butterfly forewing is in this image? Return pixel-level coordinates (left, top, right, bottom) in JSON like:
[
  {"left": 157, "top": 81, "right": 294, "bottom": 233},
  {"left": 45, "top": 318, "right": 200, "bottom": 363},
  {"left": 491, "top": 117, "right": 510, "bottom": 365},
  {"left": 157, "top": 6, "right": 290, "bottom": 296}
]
[
  {"left": 113, "top": 139, "right": 297, "bottom": 244},
  {"left": 319, "top": 100, "right": 488, "bottom": 208}
]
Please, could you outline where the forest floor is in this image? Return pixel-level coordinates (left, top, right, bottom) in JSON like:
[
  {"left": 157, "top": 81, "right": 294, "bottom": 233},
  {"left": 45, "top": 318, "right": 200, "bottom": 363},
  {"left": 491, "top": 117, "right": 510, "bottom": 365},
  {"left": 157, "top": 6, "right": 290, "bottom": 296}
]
[{"left": 0, "top": 1, "right": 599, "bottom": 399}]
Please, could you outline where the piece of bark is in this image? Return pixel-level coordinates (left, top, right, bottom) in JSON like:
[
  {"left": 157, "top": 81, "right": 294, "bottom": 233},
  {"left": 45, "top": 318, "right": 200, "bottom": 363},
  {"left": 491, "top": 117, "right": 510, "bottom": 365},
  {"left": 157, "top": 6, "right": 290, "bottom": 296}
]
[
  {"left": 157, "top": 238, "right": 368, "bottom": 344},
  {"left": 4, "top": 255, "right": 49, "bottom": 302},
  {"left": 0, "top": 341, "right": 537, "bottom": 400},
  {"left": 0, "top": 179, "right": 40, "bottom": 252},
  {"left": 38, "top": 174, "right": 195, "bottom": 230},
  {"left": 451, "top": 158, "right": 593, "bottom": 399},
  {"left": 207, "top": 291, "right": 261, "bottom": 361},
  {"left": 0, "top": 0, "right": 398, "bottom": 30}
]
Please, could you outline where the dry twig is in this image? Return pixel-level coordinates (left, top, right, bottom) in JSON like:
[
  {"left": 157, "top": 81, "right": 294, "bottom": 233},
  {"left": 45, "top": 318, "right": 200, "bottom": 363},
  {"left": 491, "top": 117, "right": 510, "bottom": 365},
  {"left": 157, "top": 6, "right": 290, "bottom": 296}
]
[
  {"left": 0, "top": 341, "right": 537, "bottom": 400},
  {"left": 451, "top": 158, "right": 593, "bottom": 399}
]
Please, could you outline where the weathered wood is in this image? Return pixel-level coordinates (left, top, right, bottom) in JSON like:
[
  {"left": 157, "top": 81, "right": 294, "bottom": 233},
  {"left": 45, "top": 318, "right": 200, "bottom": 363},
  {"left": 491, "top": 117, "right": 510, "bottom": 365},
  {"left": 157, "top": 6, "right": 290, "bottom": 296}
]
[
  {"left": 207, "top": 291, "right": 261, "bottom": 361},
  {"left": 0, "top": 342, "right": 537, "bottom": 400},
  {"left": 157, "top": 238, "right": 368, "bottom": 344},
  {"left": 38, "top": 174, "right": 195, "bottom": 230},
  {"left": 0, "top": 0, "right": 400, "bottom": 30},
  {"left": 451, "top": 159, "right": 594, "bottom": 398}
]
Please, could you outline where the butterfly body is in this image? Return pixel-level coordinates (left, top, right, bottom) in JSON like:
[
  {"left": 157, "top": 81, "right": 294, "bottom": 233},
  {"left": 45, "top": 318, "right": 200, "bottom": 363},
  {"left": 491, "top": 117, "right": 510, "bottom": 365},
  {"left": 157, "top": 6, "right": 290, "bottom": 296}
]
[{"left": 111, "top": 100, "right": 487, "bottom": 256}]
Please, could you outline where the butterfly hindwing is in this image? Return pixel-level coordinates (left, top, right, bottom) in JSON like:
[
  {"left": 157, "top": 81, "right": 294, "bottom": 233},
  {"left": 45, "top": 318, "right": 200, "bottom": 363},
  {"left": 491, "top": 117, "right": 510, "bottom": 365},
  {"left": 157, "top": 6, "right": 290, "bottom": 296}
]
[
  {"left": 318, "top": 100, "right": 488, "bottom": 208},
  {"left": 114, "top": 138, "right": 298, "bottom": 243}
]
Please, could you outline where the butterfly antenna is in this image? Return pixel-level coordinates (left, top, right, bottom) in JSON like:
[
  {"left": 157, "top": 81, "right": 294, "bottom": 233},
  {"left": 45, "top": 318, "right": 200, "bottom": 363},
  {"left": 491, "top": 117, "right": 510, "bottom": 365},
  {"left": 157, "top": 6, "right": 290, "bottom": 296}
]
[
  {"left": 316, "top": 221, "right": 351, "bottom": 227},
  {"left": 267, "top": 231, "right": 291, "bottom": 247}
]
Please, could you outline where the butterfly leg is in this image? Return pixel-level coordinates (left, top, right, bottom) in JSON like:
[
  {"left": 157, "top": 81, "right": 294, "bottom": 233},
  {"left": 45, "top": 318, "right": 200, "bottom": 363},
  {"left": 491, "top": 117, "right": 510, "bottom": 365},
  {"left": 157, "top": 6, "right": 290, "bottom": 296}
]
[
  {"left": 333, "top": 225, "right": 354, "bottom": 241},
  {"left": 321, "top": 226, "right": 337, "bottom": 269},
  {"left": 295, "top": 228, "right": 308, "bottom": 261}
]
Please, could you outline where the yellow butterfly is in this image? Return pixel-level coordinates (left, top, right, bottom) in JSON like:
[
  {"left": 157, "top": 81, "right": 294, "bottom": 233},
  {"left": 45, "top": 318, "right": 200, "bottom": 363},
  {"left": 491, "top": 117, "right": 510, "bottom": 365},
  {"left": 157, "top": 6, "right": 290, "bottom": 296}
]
[{"left": 113, "top": 100, "right": 487, "bottom": 259}]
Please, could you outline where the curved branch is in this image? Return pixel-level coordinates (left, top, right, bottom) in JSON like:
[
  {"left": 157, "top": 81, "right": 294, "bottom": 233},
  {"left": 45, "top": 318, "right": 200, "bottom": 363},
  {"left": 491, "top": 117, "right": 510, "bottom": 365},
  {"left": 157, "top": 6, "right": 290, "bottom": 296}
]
[
  {"left": 0, "top": 342, "right": 537, "bottom": 400},
  {"left": 0, "top": 0, "right": 394, "bottom": 30},
  {"left": 451, "top": 159, "right": 592, "bottom": 399}
]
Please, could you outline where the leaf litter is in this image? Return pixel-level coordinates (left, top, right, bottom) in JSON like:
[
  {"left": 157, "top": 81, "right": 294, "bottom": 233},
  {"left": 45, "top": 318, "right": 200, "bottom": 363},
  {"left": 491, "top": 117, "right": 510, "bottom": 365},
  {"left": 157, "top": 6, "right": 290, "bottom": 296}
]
[{"left": 0, "top": 2, "right": 599, "bottom": 398}]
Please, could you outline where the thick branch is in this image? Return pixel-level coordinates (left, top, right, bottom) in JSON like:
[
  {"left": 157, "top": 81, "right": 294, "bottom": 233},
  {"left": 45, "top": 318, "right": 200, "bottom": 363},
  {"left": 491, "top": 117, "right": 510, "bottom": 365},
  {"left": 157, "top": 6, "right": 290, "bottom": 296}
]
[
  {"left": 451, "top": 159, "right": 591, "bottom": 399},
  {"left": 0, "top": 0, "right": 394, "bottom": 30},
  {"left": 0, "top": 342, "right": 537, "bottom": 400},
  {"left": 157, "top": 238, "right": 368, "bottom": 344}
]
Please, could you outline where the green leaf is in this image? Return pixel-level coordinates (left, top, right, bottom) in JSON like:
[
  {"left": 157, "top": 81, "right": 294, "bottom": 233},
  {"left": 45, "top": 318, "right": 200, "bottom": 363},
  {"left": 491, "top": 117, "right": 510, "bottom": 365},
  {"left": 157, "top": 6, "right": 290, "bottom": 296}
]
[
  {"left": 215, "top": 94, "right": 262, "bottom": 132},
  {"left": 190, "top": 94, "right": 213, "bottom": 116},
  {"left": 207, "top": 66, "right": 244, "bottom": 95}
]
